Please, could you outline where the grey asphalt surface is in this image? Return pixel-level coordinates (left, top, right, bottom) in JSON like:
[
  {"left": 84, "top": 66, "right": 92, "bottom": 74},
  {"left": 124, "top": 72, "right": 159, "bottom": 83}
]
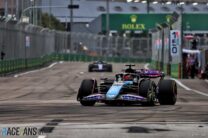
[{"left": 0, "top": 62, "right": 208, "bottom": 138}]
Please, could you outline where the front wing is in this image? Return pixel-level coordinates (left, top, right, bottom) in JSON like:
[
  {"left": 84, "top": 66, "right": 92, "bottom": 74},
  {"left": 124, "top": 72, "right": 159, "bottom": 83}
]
[{"left": 81, "top": 93, "right": 147, "bottom": 103}]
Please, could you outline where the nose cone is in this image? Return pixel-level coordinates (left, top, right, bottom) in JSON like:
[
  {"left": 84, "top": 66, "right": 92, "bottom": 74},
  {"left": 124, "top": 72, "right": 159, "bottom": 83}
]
[
  {"left": 106, "top": 83, "right": 123, "bottom": 100},
  {"left": 106, "top": 94, "right": 117, "bottom": 100}
]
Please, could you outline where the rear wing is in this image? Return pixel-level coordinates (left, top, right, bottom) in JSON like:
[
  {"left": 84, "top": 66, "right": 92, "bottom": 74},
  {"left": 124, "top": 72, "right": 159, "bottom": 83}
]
[
  {"left": 136, "top": 69, "right": 165, "bottom": 79},
  {"left": 125, "top": 64, "right": 135, "bottom": 68}
]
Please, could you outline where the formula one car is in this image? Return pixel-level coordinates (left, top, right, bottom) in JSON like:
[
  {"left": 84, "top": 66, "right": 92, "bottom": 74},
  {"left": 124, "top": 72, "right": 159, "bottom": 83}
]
[
  {"left": 88, "top": 60, "right": 112, "bottom": 72},
  {"left": 78, "top": 65, "right": 177, "bottom": 106}
]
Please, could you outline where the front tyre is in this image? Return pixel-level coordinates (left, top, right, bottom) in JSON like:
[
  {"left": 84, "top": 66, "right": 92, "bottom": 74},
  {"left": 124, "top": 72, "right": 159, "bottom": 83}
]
[
  {"left": 77, "top": 79, "right": 97, "bottom": 106},
  {"left": 88, "top": 64, "right": 93, "bottom": 72},
  {"left": 158, "top": 80, "right": 177, "bottom": 105},
  {"left": 139, "top": 79, "right": 156, "bottom": 106},
  {"left": 107, "top": 64, "right": 112, "bottom": 72}
]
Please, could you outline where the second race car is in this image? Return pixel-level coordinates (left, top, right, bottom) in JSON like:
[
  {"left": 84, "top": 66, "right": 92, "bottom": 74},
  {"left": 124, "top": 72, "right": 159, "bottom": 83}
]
[{"left": 88, "top": 60, "right": 112, "bottom": 72}]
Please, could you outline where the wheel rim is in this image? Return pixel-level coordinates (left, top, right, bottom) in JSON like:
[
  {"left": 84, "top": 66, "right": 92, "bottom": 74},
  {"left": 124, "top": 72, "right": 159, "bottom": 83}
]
[{"left": 147, "top": 85, "right": 156, "bottom": 103}]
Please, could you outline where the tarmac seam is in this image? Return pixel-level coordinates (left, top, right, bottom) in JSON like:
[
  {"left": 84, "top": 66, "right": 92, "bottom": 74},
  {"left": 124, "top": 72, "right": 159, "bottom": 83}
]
[{"left": 37, "top": 119, "right": 63, "bottom": 138}]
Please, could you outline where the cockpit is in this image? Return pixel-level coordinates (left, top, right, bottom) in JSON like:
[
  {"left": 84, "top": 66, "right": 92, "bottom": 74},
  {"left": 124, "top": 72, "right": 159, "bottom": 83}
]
[{"left": 115, "top": 73, "right": 139, "bottom": 84}]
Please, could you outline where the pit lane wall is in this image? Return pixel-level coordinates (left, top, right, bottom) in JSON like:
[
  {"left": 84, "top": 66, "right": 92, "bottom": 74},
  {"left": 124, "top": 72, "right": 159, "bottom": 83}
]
[
  {"left": 0, "top": 21, "right": 151, "bottom": 75},
  {"left": 151, "top": 15, "right": 182, "bottom": 78}
]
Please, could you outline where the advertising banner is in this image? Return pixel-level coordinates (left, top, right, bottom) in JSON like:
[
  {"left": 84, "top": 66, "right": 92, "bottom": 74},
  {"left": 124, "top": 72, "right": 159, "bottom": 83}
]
[
  {"left": 25, "top": 36, "right": 30, "bottom": 48},
  {"left": 170, "top": 30, "right": 181, "bottom": 57}
]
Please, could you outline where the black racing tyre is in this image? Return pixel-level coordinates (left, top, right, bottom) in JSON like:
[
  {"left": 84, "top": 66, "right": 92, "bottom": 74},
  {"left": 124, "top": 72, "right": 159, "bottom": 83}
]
[
  {"left": 158, "top": 80, "right": 177, "bottom": 105},
  {"left": 201, "top": 72, "right": 208, "bottom": 79},
  {"left": 88, "top": 64, "right": 93, "bottom": 72},
  {"left": 139, "top": 79, "right": 156, "bottom": 106},
  {"left": 108, "top": 64, "right": 113, "bottom": 72},
  {"left": 77, "top": 79, "right": 97, "bottom": 106}
]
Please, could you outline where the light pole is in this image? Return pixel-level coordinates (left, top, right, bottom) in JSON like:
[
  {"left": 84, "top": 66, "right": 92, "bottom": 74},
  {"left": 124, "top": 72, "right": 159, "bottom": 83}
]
[
  {"left": 67, "top": 0, "right": 79, "bottom": 53},
  {"left": 106, "top": 0, "right": 110, "bottom": 36},
  {"left": 179, "top": 3, "right": 184, "bottom": 79},
  {"left": 49, "top": 0, "right": 51, "bottom": 27},
  {"left": 147, "top": 0, "right": 150, "bottom": 13},
  {"left": 30, "top": 0, "right": 34, "bottom": 24},
  {"left": 4, "top": 0, "right": 8, "bottom": 17},
  {"left": 16, "top": 0, "right": 19, "bottom": 20},
  {"left": 106, "top": 0, "right": 110, "bottom": 58},
  {"left": 70, "top": 0, "right": 73, "bottom": 52}
]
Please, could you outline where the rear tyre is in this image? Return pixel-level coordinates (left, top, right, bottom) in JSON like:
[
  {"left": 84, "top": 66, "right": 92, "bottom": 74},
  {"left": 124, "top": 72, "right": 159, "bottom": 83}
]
[
  {"left": 88, "top": 64, "right": 93, "bottom": 72},
  {"left": 139, "top": 79, "right": 156, "bottom": 106},
  {"left": 77, "top": 79, "right": 97, "bottom": 106},
  {"left": 158, "top": 80, "right": 177, "bottom": 105}
]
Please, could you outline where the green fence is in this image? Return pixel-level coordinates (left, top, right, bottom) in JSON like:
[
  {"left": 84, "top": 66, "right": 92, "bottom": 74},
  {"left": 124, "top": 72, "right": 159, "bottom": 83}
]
[
  {"left": 52, "top": 53, "right": 151, "bottom": 63},
  {"left": 0, "top": 53, "right": 151, "bottom": 75},
  {"left": 0, "top": 54, "right": 53, "bottom": 75}
]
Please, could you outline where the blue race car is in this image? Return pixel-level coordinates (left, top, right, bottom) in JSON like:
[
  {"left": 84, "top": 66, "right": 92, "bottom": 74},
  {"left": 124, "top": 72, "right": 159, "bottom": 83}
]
[
  {"left": 88, "top": 61, "right": 112, "bottom": 72},
  {"left": 77, "top": 65, "right": 177, "bottom": 106}
]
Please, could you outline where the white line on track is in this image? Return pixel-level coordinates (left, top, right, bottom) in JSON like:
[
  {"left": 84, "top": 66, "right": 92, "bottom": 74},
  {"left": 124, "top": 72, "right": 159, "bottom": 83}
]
[
  {"left": 79, "top": 72, "right": 84, "bottom": 75},
  {"left": 14, "top": 62, "right": 58, "bottom": 78},
  {"left": 0, "top": 100, "right": 78, "bottom": 104},
  {"left": 170, "top": 77, "right": 208, "bottom": 97},
  {"left": 170, "top": 78, "right": 191, "bottom": 91},
  {"left": 145, "top": 63, "right": 208, "bottom": 97},
  {"left": 37, "top": 135, "right": 47, "bottom": 138},
  {"left": 56, "top": 122, "right": 208, "bottom": 125},
  {"left": 191, "top": 89, "right": 208, "bottom": 97}
]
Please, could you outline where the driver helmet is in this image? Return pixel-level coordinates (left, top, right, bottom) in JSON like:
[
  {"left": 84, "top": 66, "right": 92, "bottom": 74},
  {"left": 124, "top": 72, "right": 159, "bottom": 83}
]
[{"left": 123, "top": 74, "right": 133, "bottom": 81}]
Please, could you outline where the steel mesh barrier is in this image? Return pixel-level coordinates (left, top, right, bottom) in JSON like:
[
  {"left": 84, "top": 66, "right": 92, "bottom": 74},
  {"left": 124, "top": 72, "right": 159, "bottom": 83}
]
[
  {"left": 0, "top": 21, "right": 151, "bottom": 75},
  {"left": 183, "top": 36, "right": 208, "bottom": 50},
  {"left": 151, "top": 25, "right": 176, "bottom": 76}
]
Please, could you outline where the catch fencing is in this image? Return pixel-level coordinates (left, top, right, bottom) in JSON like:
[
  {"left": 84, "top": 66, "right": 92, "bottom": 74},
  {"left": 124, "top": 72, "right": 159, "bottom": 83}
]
[
  {"left": 0, "top": 21, "right": 151, "bottom": 75},
  {"left": 151, "top": 19, "right": 180, "bottom": 78},
  {"left": 151, "top": 27, "right": 172, "bottom": 76}
]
